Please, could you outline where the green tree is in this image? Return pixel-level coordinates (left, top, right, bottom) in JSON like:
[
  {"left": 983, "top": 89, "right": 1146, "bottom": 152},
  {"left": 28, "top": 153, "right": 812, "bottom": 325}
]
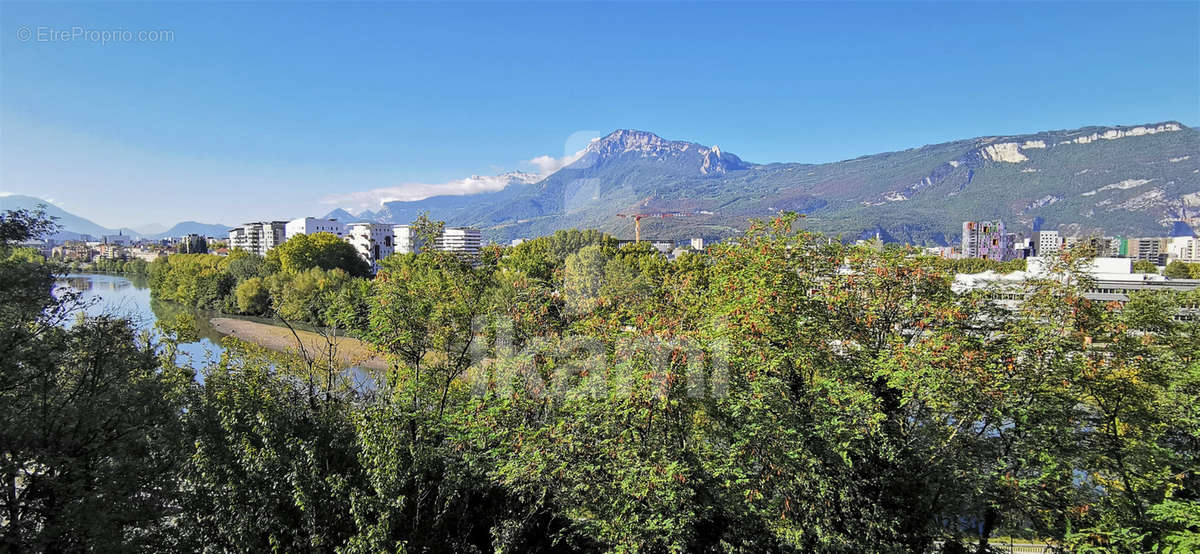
[
  {"left": 223, "top": 249, "right": 265, "bottom": 282},
  {"left": 1133, "top": 259, "right": 1159, "bottom": 273},
  {"left": 1164, "top": 261, "right": 1193, "bottom": 278},
  {"left": 176, "top": 346, "right": 363, "bottom": 552},
  {"left": 1, "top": 209, "right": 187, "bottom": 552},
  {"left": 270, "top": 232, "right": 371, "bottom": 278},
  {"left": 235, "top": 276, "right": 270, "bottom": 315}
]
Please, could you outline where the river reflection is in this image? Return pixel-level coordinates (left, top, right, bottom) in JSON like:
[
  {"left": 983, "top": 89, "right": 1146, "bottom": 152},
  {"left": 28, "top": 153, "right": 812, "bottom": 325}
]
[
  {"left": 55, "top": 273, "right": 375, "bottom": 388},
  {"left": 56, "top": 273, "right": 226, "bottom": 370}
]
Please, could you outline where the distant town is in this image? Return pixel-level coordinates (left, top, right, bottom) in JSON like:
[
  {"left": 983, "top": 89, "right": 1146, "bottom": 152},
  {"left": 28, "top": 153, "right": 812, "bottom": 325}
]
[{"left": 18, "top": 212, "right": 1200, "bottom": 304}]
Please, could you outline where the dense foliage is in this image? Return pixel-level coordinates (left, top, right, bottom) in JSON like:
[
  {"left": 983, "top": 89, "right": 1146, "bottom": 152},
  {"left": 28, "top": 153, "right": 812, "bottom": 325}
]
[
  {"left": 1164, "top": 260, "right": 1200, "bottom": 279},
  {"left": 148, "top": 233, "right": 370, "bottom": 323},
  {"left": 90, "top": 257, "right": 151, "bottom": 275},
  {"left": 919, "top": 255, "right": 1027, "bottom": 275},
  {"left": 4, "top": 209, "right": 1199, "bottom": 552}
]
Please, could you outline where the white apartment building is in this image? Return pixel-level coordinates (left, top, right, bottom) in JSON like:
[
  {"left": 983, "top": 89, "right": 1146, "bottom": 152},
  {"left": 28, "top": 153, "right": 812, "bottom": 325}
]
[
  {"left": 286, "top": 217, "right": 346, "bottom": 240},
  {"left": 341, "top": 223, "right": 483, "bottom": 271},
  {"left": 228, "top": 221, "right": 287, "bottom": 256},
  {"left": 393, "top": 225, "right": 421, "bottom": 254},
  {"left": 345, "top": 222, "right": 395, "bottom": 269},
  {"left": 1032, "top": 230, "right": 1060, "bottom": 257},
  {"left": 433, "top": 227, "right": 482, "bottom": 255},
  {"left": 690, "top": 237, "right": 705, "bottom": 250},
  {"left": 1167, "top": 236, "right": 1200, "bottom": 263}
]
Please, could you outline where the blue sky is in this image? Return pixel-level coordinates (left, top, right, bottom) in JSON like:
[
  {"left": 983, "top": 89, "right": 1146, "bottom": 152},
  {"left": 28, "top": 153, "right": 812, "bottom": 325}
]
[{"left": 2, "top": 2, "right": 1197, "bottom": 228}]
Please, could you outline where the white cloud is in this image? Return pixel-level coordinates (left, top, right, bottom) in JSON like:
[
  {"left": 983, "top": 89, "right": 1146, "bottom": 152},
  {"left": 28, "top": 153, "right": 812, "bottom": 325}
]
[
  {"left": 321, "top": 174, "right": 525, "bottom": 212},
  {"left": 322, "top": 137, "right": 600, "bottom": 212},
  {"left": 525, "top": 137, "right": 598, "bottom": 174},
  {"left": 526, "top": 147, "right": 587, "bottom": 174}
]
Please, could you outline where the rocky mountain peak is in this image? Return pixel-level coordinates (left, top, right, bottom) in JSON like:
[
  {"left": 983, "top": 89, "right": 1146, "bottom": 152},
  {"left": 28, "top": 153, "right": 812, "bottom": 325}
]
[
  {"left": 586, "top": 129, "right": 673, "bottom": 156},
  {"left": 576, "top": 129, "right": 750, "bottom": 175}
]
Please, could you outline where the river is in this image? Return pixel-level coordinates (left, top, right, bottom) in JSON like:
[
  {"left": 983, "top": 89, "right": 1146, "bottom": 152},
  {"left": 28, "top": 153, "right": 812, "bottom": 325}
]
[
  {"left": 56, "top": 273, "right": 379, "bottom": 386},
  {"left": 56, "top": 273, "right": 230, "bottom": 370}
]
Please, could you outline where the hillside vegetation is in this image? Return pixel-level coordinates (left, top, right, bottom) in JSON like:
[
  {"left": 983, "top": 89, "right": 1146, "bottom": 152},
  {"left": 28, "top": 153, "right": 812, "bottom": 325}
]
[{"left": 343, "top": 123, "right": 1199, "bottom": 244}]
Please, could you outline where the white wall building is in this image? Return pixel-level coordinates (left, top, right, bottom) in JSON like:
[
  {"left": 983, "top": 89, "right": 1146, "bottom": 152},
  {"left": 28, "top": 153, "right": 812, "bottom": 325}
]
[
  {"left": 286, "top": 217, "right": 346, "bottom": 240},
  {"left": 433, "top": 227, "right": 482, "bottom": 255},
  {"left": 691, "top": 237, "right": 705, "bottom": 250},
  {"left": 228, "top": 221, "right": 287, "bottom": 256},
  {"left": 1167, "top": 236, "right": 1200, "bottom": 263},
  {"left": 393, "top": 225, "right": 421, "bottom": 254},
  {"left": 1032, "top": 230, "right": 1061, "bottom": 257},
  {"left": 346, "top": 222, "right": 395, "bottom": 270}
]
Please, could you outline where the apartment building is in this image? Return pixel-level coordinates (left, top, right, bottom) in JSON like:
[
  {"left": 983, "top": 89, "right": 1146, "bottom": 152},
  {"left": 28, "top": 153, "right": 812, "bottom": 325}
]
[
  {"left": 1128, "top": 237, "right": 1168, "bottom": 265},
  {"left": 340, "top": 223, "right": 484, "bottom": 271},
  {"left": 1031, "top": 230, "right": 1061, "bottom": 257},
  {"left": 962, "top": 220, "right": 1013, "bottom": 261},
  {"left": 393, "top": 225, "right": 422, "bottom": 254},
  {"left": 179, "top": 234, "right": 208, "bottom": 254},
  {"left": 433, "top": 227, "right": 482, "bottom": 255},
  {"left": 1063, "top": 236, "right": 1124, "bottom": 258},
  {"left": 285, "top": 217, "right": 346, "bottom": 240},
  {"left": 52, "top": 241, "right": 94, "bottom": 262},
  {"left": 345, "top": 222, "right": 395, "bottom": 270},
  {"left": 1167, "top": 236, "right": 1200, "bottom": 263},
  {"left": 228, "top": 221, "right": 287, "bottom": 256}
]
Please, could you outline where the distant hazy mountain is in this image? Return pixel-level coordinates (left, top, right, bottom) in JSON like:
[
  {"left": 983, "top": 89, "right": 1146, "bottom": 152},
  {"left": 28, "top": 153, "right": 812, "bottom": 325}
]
[
  {"left": 322, "top": 208, "right": 360, "bottom": 222},
  {"left": 0, "top": 195, "right": 228, "bottom": 241},
  {"left": 323, "top": 172, "right": 544, "bottom": 225},
  {"left": 328, "top": 123, "right": 1199, "bottom": 244},
  {"left": 0, "top": 194, "right": 141, "bottom": 240},
  {"left": 134, "top": 223, "right": 169, "bottom": 236},
  {"left": 151, "top": 221, "right": 231, "bottom": 239}
]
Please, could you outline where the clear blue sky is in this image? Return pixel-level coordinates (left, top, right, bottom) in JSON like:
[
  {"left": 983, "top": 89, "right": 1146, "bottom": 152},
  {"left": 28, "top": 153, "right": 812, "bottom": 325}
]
[{"left": 2, "top": 2, "right": 1197, "bottom": 228}]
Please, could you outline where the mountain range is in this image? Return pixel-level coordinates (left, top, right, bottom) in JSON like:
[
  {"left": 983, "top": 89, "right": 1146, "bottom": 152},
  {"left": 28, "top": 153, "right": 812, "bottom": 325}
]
[
  {"left": 328, "top": 123, "right": 1200, "bottom": 244},
  {"left": 0, "top": 194, "right": 229, "bottom": 241}
]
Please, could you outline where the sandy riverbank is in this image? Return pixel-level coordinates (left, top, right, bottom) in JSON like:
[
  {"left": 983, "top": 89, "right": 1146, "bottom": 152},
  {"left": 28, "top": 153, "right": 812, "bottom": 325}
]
[{"left": 209, "top": 318, "right": 390, "bottom": 370}]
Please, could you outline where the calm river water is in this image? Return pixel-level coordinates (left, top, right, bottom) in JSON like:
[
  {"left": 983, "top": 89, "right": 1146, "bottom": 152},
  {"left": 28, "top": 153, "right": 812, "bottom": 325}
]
[
  {"left": 56, "top": 273, "right": 374, "bottom": 385},
  {"left": 56, "top": 273, "right": 229, "bottom": 370}
]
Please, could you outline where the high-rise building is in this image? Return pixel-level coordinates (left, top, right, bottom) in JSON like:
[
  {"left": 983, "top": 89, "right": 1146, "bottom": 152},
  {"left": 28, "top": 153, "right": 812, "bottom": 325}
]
[
  {"left": 1032, "top": 230, "right": 1061, "bottom": 257},
  {"left": 179, "top": 234, "right": 208, "bottom": 254},
  {"left": 1063, "top": 236, "right": 1123, "bottom": 258},
  {"left": 393, "top": 225, "right": 422, "bottom": 254},
  {"left": 433, "top": 227, "right": 482, "bottom": 256},
  {"left": 1129, "top": 237, "right": 1168, "bottom": 265},
  {"left": 1167, "top": 236, "right": 1200, "bottom": 263},
  {"left": 691, "top": 237, "right": 705, "bottom": 250},
  {"left": 285, "top": 217, "right": 346, "bottom": 240},
  {"left": 962, "top": 220, "right": 1013, "bottom": 261},
  {"left": 345, "top": 222, "right": 395, "bottom": 270},
  {"left": 228, "top": 221, "right": 287, "bottom": 256}
]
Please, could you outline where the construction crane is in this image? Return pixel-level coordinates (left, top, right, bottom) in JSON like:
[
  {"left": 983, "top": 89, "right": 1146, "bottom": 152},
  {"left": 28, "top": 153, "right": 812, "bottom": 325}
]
[{"left": 615, "top": 211, "right": 697, "bottom": 242}]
